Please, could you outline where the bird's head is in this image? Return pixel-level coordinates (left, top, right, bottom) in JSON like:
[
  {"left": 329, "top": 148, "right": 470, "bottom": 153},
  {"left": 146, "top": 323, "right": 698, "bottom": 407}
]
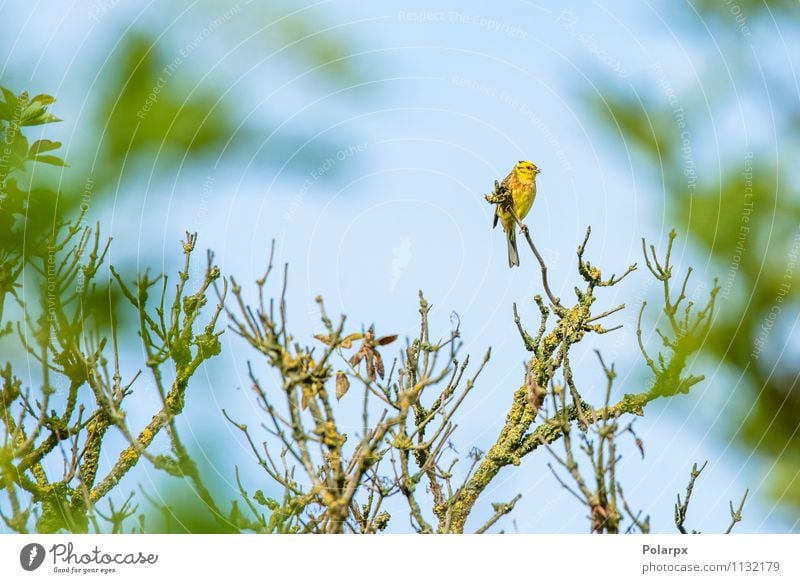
[{"left": 514, "top": 160, "right": 540, "bottom": 184}]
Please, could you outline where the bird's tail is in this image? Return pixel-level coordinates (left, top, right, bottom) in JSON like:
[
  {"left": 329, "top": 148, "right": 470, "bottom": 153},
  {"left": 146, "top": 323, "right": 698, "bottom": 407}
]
[{"left": 506, "top": 226, "right": 520, "bottom": 268}]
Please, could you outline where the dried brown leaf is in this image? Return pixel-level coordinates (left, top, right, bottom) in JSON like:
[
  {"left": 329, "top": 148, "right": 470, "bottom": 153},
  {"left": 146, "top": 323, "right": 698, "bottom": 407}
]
[
  {"left": 374, "top": 350, "right": 385, "bottom": 379},
  {"left": 377, "top": 334, "right": 398, "bottom": 346},
  {"left": 335, "top": 371, "right": 350, "bottom": 400}
]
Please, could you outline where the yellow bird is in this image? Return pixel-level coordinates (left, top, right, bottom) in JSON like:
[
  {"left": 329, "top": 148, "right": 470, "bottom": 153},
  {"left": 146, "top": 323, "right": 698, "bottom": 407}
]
[{"left": 493, "top": 160, "right": 540, "bottom": 267}]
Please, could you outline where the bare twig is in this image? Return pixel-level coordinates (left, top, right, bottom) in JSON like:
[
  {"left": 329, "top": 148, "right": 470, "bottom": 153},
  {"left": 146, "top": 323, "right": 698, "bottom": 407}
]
[
  {"left": 725, "top": 489, "right": 749, "bottom": 534},
  {"left": 474, "top": 494, "right": 522, "bottom": 534},
  {"left": 675, "top": 460, "right": 708, "bottom": 534}
]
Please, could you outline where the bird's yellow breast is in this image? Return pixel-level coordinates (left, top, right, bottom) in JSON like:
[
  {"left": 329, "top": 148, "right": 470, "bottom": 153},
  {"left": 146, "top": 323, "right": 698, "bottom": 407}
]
[
  {"left": 513, "top": 183, "right": 536, "bottom": 219},
  {"left": 498, "top": 179, "right": 536, "bottom": 228}
]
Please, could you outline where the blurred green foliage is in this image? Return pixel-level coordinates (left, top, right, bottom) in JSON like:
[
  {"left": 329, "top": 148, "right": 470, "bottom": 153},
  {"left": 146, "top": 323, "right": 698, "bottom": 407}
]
[
  {"left": 0, "top": 89, "right": 64, "bottom": 222},
  {"left": 2, "top": 2, "right": 367, "bottom": 230},
  {"left": 0, "top": 2, "right": 368, "bottom": 532},
  {"left": 588, "top": 2, "right": 800, "bottom": 511},
  {"left": 96, "top": 34, "right": 239, "bottom": 178}
]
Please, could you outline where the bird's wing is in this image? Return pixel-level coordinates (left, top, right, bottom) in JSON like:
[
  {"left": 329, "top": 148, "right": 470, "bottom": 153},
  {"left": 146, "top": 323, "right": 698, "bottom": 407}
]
[{"left": 493, "top": 171, "right": 514, "bottom": 228}]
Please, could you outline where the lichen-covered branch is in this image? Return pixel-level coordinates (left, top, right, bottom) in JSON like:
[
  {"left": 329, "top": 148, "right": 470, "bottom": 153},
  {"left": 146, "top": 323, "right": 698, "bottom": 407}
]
[
  {"left": 1, "top": 85, "right": 731, "bottom": 534},
  {"left": 226, "top": 218, "right": 719, "bottom": 534},
  {"left": 0, "top": 211, "right": 226, "bottom": 532}
]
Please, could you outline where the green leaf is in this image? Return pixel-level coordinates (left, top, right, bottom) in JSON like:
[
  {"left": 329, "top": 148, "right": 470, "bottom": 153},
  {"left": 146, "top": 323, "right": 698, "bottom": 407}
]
[
  {"left": 28, "top": 139, "right": 62, "bottom": 155},
  {"left": 253, "top": 490, "right": 279, "bottom": 510},
  {"left": 29, "top": 94, "right": 55, "bottom": 106},
  {"left": 20, "top": 101, "right": 44, "bottom": 122},
  {"left": 0, "top": 86, "right": 17, "bottom": 108},
  {"left": 21, "top": 112, "right": 61, "bottom": 127},
  {"left": 0, "top": 87, "right": 17, "bottom": 121},
  {"left": 32, "top": 154, "right": 68, "bottom": 167},
  {"left": 10, "top": 134, "right": 29, "bottom": 167}
]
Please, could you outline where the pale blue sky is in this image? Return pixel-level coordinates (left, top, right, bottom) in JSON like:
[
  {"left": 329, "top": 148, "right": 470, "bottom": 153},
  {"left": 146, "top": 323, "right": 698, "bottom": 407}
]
[{"left": 2, "top": 0, "right": 795, "bottom": 532}]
